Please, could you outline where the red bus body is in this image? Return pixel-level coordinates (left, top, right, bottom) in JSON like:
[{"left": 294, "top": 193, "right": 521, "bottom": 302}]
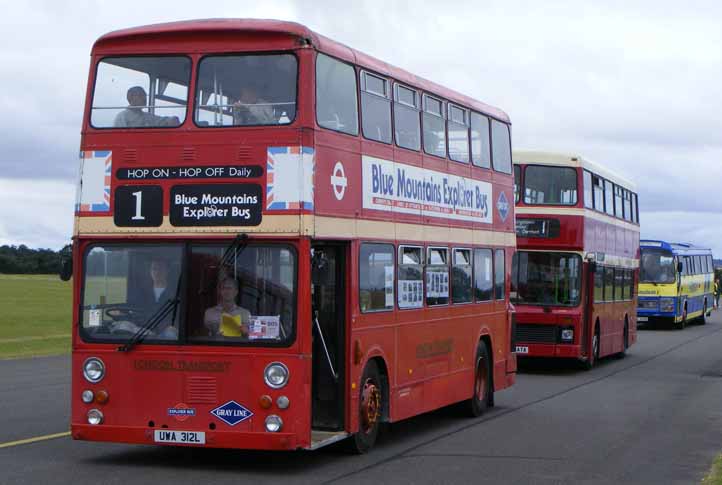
[
  {"left": 512, "top": 152, "right": 639, "bottom": 365},
  {"left": 71, "top": 19, "right": 517, "bottom": 451}
]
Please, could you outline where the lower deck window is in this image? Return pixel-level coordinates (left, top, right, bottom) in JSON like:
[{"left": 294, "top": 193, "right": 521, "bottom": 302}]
[{"left": 359, "top": 243, "right": 395, "bottom": 312}]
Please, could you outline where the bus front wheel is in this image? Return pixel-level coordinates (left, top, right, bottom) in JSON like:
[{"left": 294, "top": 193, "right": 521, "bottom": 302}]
[
  {"left": 467, "top": 343, "right": 492, "bottom": 417},
  {"left": 584, "top": 323, "right": 600, "bottom": 370},
  {"left": 349, "top": 361, "right": 383, "bottom": 454}
]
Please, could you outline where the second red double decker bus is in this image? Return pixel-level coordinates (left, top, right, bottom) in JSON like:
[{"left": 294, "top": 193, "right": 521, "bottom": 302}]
[
  {"left": 511, "top": 151, "right": 640, "bottom": 368},
  {"left": 70, "top": 19, "right": 517, "bottom": 453}
]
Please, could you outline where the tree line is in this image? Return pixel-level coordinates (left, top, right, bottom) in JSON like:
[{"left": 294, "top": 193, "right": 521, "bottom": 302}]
[{"left": 0, "top": 244, "right": 70, "bottom": 274}]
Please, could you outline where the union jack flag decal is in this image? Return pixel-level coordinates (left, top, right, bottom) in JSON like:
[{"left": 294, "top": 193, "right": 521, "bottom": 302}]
[
  {"left": 266, "top": 146, "right": 314, "bottom": 211},
  {"left": 76, "top": 150, "right": 112, "bottom": 213}
]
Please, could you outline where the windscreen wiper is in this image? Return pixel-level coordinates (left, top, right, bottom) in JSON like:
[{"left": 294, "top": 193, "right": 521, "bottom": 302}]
[
  {"left": 117, "top": 297, "right": 179, "bottom": 352},
  {"left": 220, "top": 233, "right": 249, "bottom": 268}
]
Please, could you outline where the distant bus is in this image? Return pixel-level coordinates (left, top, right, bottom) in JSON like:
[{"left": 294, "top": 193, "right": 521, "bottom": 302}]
[
  {"left": 70, "top": 19, "right": 517, "bottom": 453},
  {"left": 638, "top": 240, "right": 714, "bottom": 329},
  {"left": 511, "top": 151, "right": 640, "bottom": 368}
]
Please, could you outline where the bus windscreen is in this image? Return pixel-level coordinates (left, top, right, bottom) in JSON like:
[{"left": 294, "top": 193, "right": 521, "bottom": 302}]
[
  {"left": 80, "top": 243, "right": 297, "bottom": 345},
  {"left": 523, "top": 166, "right": 578, "bottom": 205},
  {"left": 91, "top": 56, "right": 191, "bottom": 128},
  {"left": 640, "top": 248, "right": 676, "bottom": 284},
  {"left": 194, "top": 54, "right": 297, "bottom": 127},
  {"left": 511, "top": 252, "right": 581, "bottom": 306}
]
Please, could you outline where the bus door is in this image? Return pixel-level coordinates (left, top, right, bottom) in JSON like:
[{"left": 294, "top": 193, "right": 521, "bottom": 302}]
[{"left": 310, "top": 243, "right": 346, "bottom": 431}]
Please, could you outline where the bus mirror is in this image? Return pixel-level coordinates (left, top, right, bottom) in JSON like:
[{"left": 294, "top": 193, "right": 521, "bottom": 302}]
[
  {"left": 588, "top": 261, "right": 597, "bottom": 274},
  {"left": 677, "top": 262, "right": 683, "bottom": 273},
  {"left": 311, "top": 250, "right": 331, "bottom": 285},
  {"left": 59, "top": 255, "right": 73, "bottom": 282}
]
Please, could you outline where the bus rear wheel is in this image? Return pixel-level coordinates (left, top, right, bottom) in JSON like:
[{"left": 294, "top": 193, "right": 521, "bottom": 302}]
[
  {"left": 349, "top": 361, "right": 383, "bottom": 454},
  {"left": 467, "top": 343, "right": 492, "bottom": 417},
  {"left": 701, "top": 303, "right": 708, "bottom": 325}
]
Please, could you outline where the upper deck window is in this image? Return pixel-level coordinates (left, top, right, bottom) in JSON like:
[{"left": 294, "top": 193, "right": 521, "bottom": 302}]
[
  {"left": 592, "top": 174, "right": 604, "bottom": 211},
  {"left": 604, "top": 180, "right": 614, "bottom": 216},
  {"left": 491, "top": 120, "right": 512, "bottom": 174},
  {"left": 394, "top": 84, "right": 420, "bottom": 151},
  {"left": 614, "top": 185, "right": 624, "bottom": 218},
  {"left": 422, "top": 94, "right": 447, "bottom": 158},
  {"left": 316, "top": 54, "right": 358, "bottom": 136},
  {"left": 91, "top": 56, "right": 190, "bottom": 129},
  {"left": 195, "top": 54, "right": 297, "bottom": 127},
  {"left": 513, "top": 165, "right": 521, "bottom": 203},
  {"left": 361, "top": 72, "right": 392, "bottom": 144},
  {"left": 471, "top": 112, "right": 491, "bottom": 169},
  {"left": 523, "top": 166, "right": 578, "bottom": 205},
  {"left": 583, "top": 170, "right": 593, "bottom": 209},
  {"left": 448, "top": 105, "right": 470, "bottom": 163}
]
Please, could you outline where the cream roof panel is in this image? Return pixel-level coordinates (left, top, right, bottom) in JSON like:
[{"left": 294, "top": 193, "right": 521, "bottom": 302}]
[{"left": 512, "top": 150, "right": 636, "bottom": 191}]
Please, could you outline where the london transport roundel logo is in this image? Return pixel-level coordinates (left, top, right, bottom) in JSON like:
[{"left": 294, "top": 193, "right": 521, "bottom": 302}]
[{"left": 331, "top": 161, "right": 348, "bottom": 201}]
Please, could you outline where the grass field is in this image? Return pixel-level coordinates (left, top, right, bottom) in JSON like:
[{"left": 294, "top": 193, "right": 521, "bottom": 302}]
[
  {"left": 0, "top": 274, "right": 72, "bottom": 359},
  {"left": 704, "top": 454, "right": 722, "bottom": 484}
]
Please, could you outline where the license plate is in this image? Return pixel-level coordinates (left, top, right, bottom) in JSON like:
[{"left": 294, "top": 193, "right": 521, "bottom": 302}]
[
  {"left": 154, "top": 429, "right": 205, "bottom": 445},
  {"left": 637, "top": 316, "right": 648, "bottom": 322},
  {"left": 515, "top": 346, "right": 529, "bottom": 354}
]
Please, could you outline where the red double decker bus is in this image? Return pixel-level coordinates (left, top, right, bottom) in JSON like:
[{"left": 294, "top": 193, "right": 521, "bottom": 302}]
[
  {"left": 70, "top": 19, "right": 517, "bottom": 453},
  {"left": 511, "top": 151, "right": 639, "bottom": 368}
]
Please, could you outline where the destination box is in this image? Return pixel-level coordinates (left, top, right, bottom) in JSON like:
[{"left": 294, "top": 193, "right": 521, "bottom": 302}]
[
  {"left": 117, "top": 165, "right": 263, "bottom": 180},
  {"left": 169, "top": 184, "right": 262, "bottom": 226}
]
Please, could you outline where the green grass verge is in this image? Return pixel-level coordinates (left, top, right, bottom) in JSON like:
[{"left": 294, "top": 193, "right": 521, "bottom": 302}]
[
  {"left": 703, "top": 454, "right": 722, "bottom": 484},
  {"left": 0, "top": 274, "right": 71, "bottom": 359}
]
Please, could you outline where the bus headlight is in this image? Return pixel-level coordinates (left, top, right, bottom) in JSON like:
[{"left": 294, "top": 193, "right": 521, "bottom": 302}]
[
  {"left": 83, "top": 357, "right": 105, "bottom": 383},
  {"left": 265, "top": 415, "right": 283, "bottom": 432},
  {"left": 87, "top": 409, "right": 104, "bottom": 425},
  {"left": 660, "top": 298, "right": 675, "bottom": 312},
  {"left": 264, "top": 362, "right": 289, "bottom": 389},
  {"left": 560, "top": 328, "right": 574, "bottom": 342}
]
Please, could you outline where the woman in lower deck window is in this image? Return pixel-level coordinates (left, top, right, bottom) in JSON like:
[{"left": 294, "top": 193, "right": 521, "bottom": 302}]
[{"left": 203, "top": 277, "right": 251, "bottom": 337}]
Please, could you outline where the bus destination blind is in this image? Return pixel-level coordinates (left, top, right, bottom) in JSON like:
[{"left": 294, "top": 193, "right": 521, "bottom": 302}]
[{"left": 170, "top": 184, "right": 262, "bottom": 226}]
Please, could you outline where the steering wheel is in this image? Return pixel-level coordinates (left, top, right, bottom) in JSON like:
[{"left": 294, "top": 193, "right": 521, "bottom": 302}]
[{"left": 104, "top": 305, "right": 145, "bottom": 322}]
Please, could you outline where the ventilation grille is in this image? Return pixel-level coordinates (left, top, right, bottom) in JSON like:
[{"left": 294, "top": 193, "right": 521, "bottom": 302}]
[
  {"left": 185, "top": 376, "right": 217, "bottom": 404},
  {"left": 515, "top": 324, "right": 557, "bottom": 343},
  {"left": 122, "top": 149, "right": 138, "bottom": 162},
  {"left": 181, "top": 147, "right": 197, "bottom": 161},
  {"left": 237, "top": 146, "right": 252, "bottom": 162}
]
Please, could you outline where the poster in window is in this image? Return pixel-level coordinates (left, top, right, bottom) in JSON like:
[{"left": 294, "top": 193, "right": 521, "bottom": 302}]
[
  {"left": 385, "top": 266, "right": 394, "bottom": 307},
  {"left": 399, "top": 280, "right": 423, "bottom": 309},
  {"left": 248, "top": 315, "right": 280, "bottom": 340}
]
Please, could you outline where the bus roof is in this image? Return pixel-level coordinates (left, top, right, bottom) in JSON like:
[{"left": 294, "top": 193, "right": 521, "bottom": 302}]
[
  {"left": 512, "top": 150, "right": 636, "bottom": 191},
  {"left": 640, "top": 240, "right": 712, "bottom": 255},
  {"left": 94, "top": 18, "right": 510, "bottom": 123}
]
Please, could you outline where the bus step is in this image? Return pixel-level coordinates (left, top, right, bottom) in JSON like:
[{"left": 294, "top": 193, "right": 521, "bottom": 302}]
[{"left": 308, "top": 430, "right": 349, "bottom": 450}]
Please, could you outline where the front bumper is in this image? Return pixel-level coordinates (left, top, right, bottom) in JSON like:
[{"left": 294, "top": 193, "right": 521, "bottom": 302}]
[{"left": 71, "top": 423, "right": 300, "bottom": 450}]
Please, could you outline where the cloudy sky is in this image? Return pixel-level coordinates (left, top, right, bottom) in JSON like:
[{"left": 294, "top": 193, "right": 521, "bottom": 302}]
[{"left": 1, "top": 1, "right": 721, "bottom": 253}]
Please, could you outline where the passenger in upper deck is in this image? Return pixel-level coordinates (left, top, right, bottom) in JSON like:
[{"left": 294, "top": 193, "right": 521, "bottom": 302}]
[
  {"left": 113, "top": 86, "right": 180, "bottom": 128},
  {"left": 232, "top": 85, "right": 276, "bottom": 125}
]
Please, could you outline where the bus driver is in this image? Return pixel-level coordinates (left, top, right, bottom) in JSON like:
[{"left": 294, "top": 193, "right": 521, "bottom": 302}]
[{"left": 114, "top": 86, "right": 180, "bottom": 128}]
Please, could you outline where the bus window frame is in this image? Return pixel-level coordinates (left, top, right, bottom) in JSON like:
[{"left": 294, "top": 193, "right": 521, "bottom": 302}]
[
  {"left": 426, "top": 246, "right": 450, "bottom": 306},
  {"left": 447, "top": 103, "right": 470, "bottom": 164},
  {"left": 451, "top": 247, "right": 473, "bottom": 304},
  {"left": 192, "top": 51, "right": 300, "bottom": 129},
  {"left": 421, "top": 93, "right": 448, "bottom": 159},
  {"left": 315, "top": 52, "right": 360, "bottom": 137},
  {"left": 90, "top": 54, "right": 193, "bottom": 131},
  {"left": 359, "top": 242, "right": 396, "bottom": 314},
  {"left": 359, "top": 69, "right": 393, "bottom": 145},
  {"left": 392, "top": 82, "right": 421, "bottom": 152},
  {"left": 397, "top": 245, "right": 424, "bottom": 311}
]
